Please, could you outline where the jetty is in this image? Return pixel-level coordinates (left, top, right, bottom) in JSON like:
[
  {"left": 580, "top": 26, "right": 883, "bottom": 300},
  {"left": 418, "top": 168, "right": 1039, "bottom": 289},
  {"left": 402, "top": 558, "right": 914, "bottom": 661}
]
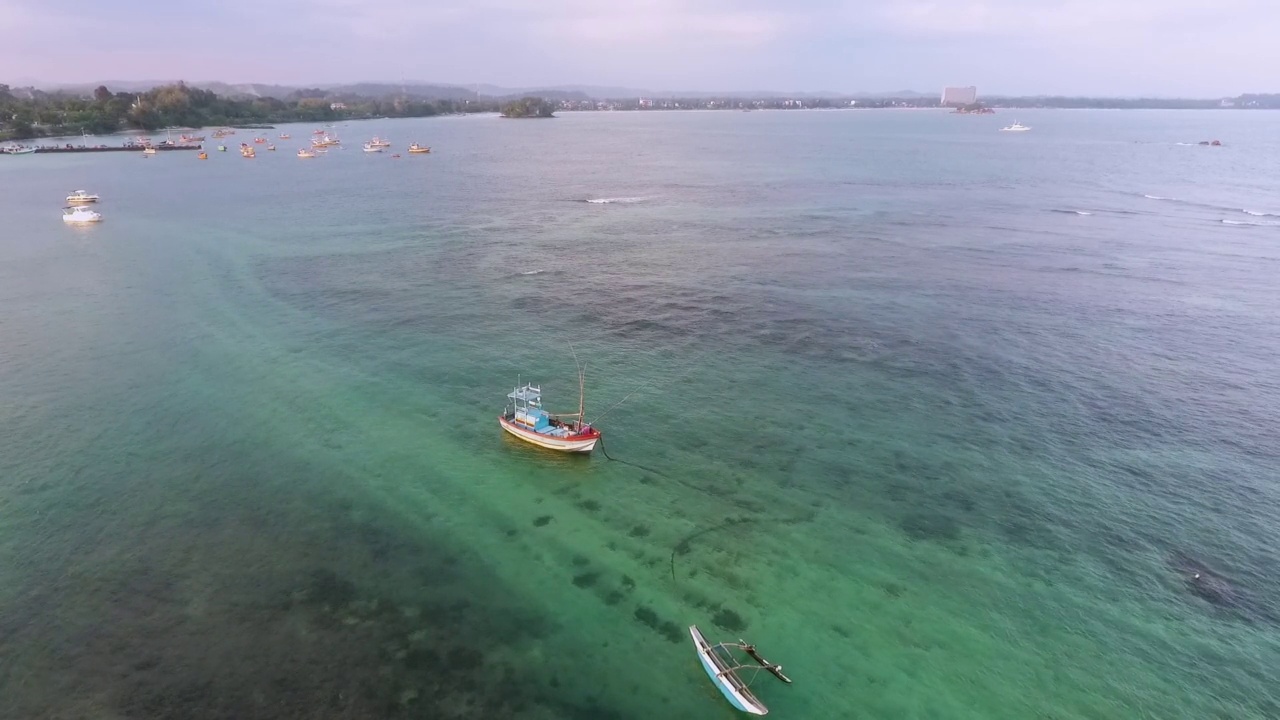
[{"left": 23, "top": 143, "right": 203, "bottom": 154}]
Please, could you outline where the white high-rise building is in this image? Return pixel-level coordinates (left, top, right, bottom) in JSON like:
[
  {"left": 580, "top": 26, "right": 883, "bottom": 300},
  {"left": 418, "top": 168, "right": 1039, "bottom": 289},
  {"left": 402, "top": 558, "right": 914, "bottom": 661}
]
[{"left": 941, "top": 86, "right": 978, "bottom": 106}]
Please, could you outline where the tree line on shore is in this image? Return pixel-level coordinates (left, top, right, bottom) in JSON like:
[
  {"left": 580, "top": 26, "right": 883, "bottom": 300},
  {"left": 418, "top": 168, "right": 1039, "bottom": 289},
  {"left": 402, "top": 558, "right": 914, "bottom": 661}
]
[
  {"left": 4, "top": 81, "right": 1277, "bottom": 141},
  {"left": 0, "top": 82, "right": 504, "bottom": 140}
]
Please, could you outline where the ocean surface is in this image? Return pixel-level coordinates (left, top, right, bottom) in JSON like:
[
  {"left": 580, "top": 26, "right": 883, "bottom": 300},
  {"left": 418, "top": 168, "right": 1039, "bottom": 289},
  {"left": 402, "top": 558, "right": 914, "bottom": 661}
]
[{"left": 1, "top": 109, "right": 1278, "bottom": 719}]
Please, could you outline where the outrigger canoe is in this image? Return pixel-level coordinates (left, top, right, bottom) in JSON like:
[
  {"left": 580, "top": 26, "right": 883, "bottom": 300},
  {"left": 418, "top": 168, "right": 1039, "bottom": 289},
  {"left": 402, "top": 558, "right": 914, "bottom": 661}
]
[{"left": 689, "top": 625, "right": 791, "bottom": 715}]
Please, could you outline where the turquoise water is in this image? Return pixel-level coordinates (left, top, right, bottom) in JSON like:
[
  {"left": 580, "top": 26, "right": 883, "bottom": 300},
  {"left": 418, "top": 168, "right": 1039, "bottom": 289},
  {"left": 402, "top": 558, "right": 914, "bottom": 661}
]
[{"left": 2, "top": 110, "right": 1278, "bottom": 719}]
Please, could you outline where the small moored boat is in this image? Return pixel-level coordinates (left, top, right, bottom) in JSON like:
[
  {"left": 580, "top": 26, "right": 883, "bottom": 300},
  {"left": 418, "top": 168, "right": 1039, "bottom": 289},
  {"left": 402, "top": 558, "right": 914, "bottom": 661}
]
[
  {"left": 689, "top": 625, "right": 791, "bottom": 716},
  {"left": 499, "top": 369, "right": 600, "bottom": 453},
  {"left": 408, "top": 143, "right": 431, "bottom": 154},
  {"left": 198, "top": 151, "right": 208, "bottom": 160},
  {"left": 368, "top": 136, "right": 391, "bottom": 148},
  {"left": 142, "top": 147, "right": 157, "bottom": 155},
  {"left": 66, "top": 190, "right": 100, "bottom": 204},
  {"left": 63, "top": 206, "right": 103, "bottom": 224},
  {"left": 999, "top": 120, "right": 1030, "bottom": 132},
  {"left": 362, "top": 142, "right": 384, "bottom": 153},
  {"left": 297, "top": 148, "right": 316, "bottom": 158}
]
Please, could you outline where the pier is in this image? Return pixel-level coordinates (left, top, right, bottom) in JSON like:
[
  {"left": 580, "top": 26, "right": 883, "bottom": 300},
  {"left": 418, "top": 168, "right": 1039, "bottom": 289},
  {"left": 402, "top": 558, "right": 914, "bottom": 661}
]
[{"left": 22, "top": 143, "right": 204, "bottom": 154}]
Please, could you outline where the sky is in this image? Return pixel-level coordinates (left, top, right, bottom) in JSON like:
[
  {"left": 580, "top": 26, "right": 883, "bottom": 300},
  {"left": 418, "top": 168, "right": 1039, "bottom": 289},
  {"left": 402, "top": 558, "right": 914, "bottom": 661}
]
[{"left": 3, "top": 0, "right": 1277, "bottom": 96}]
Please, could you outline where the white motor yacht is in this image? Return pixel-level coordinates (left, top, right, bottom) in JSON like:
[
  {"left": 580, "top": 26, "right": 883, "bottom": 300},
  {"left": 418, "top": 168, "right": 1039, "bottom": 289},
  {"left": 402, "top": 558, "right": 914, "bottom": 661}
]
[
  {"left": 999, "top": 121, "right": 1031, "bottom": 132},
  {"left": 63, "top": 206, "right": 103, "bottom": 224},
  {"left": 66, "top": 190, "right": 100, "bottom": 204}
]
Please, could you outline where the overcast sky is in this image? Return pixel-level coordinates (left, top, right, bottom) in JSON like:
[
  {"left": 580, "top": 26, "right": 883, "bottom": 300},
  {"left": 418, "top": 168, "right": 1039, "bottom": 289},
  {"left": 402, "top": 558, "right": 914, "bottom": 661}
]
[{"left": 4, "top": 0, "right": 1276, "bottom": 96}]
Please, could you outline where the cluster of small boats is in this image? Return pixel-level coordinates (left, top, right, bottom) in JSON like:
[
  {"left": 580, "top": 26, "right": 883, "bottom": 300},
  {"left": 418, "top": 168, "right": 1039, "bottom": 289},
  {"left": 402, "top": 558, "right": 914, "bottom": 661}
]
[{"left": 62, "top": 190, "right": 103, "bottom": 224}]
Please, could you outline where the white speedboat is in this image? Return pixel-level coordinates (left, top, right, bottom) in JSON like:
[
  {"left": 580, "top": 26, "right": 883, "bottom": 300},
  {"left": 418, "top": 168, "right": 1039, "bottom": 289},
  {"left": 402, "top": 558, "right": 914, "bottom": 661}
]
[
  {"left": 999, "top": 121, "right": 1030, "bottom": 132},
  {"left": 362, "top": 142, "right": 384, "bottom": 153},
  {"left": 63, "top": 206, "right": 103, "bottom": 224},
  {"left": 66, "top": 190, "right": 100, "bottom": 204}
]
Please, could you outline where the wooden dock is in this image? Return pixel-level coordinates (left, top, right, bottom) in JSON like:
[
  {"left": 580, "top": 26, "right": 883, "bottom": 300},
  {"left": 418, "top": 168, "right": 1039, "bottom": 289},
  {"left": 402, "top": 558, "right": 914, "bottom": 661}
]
[{"left": 28, "top": 144, "right": 204, "bottom": 154}]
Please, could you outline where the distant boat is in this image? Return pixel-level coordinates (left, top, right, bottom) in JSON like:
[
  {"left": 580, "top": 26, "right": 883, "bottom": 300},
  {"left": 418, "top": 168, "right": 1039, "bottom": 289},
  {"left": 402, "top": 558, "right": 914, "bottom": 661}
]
[
  {"left": 4, "top": 145, "right": 37, "bottom": 155},
  {"left": 218, "top": 145, "right": 227, "bottom": 152},
  {"left": 279, "top": 133, "right": 291, "bottom": 139},
  {"left": 66, "top": 190, "right": 100, "bottom": 204},
  {"left": 180, "top": 134, "right": 205, "bottom": 143},
  {"left": 407, "top": 143, "right": 431, "bottom": 154},
  {"left": 368, "top": 136, "right": 391, "bottom": 148},
  {"left": 143, "top": 147, "right": 157, "bottom": 155},
  {"left": 689, "top": 625, "right": 791, "bottom": 716},
  {"left": 999, "top": 121, "right": 1030, "bottom": 132},
  {"left": 498, "top": 370, "right": 600, "bottom": 453},
  {"left": 267, "top": 144, "right": 276, "bottom": 151},
  {"left": 362, "top": 142, "right": 384, "bottom": 153},
  {"left": 198, "top": 151, "right": 208, "bottom": 160},
  {"left": 63, "top": 206, "right": 103, "bottom": 224},
  {"left": 297, "top": 148, "right": 316, "bottom": 158}
]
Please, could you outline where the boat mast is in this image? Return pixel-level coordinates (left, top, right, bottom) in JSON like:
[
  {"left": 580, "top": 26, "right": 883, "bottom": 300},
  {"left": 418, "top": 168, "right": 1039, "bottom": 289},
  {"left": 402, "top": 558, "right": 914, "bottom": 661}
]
[{"left": 578, "top": 365, "right": 586, "bottom": 429}]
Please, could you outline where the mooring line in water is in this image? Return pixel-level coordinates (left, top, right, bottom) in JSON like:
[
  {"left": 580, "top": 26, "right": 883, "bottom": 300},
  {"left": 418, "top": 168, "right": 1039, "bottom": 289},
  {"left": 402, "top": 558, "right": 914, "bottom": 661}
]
[
  {"left": 669, "top": 512, "right": 816, "bottom": 583},
  {"left": 595, "top": 435, "right": 672, "bottom": 479}
]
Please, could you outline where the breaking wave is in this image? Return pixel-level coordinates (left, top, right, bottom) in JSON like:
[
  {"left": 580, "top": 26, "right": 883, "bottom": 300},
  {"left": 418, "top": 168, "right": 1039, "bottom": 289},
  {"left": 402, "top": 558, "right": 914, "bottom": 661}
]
[{"left": 586, "top": 197, "right": 647, "bottom": 204}]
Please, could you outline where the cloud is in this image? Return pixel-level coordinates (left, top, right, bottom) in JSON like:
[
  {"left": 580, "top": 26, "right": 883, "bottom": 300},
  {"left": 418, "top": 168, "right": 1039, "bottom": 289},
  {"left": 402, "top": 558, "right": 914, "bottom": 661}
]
[{"left": 869, "top": 0, "right": 1266, "bottom": 37}]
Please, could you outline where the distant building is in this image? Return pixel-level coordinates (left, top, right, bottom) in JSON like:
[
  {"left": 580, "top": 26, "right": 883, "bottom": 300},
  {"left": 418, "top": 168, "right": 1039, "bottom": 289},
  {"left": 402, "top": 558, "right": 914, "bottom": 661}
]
[{"left": 941, "top": 86, "right": 978, "bottom": 106}]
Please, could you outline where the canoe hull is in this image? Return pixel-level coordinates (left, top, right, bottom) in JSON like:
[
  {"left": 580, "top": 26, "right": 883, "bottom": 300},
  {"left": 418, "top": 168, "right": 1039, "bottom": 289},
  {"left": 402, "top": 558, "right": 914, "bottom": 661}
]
[
  {"left": 499, "top": 416, "right": 599, "bottom": 453},
  {"left": 689, "top": 625, "right": 768, "bottom": 715}
]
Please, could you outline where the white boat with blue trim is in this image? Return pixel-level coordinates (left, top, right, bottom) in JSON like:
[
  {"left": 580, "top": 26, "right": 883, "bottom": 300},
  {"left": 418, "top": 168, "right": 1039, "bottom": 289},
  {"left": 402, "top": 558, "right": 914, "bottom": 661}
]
[
  {"left": 499, "top": 370, "right": 600, "bottom": 453},
  {"left": 689, "top": 625, "right": 791, "bottom": 715}
]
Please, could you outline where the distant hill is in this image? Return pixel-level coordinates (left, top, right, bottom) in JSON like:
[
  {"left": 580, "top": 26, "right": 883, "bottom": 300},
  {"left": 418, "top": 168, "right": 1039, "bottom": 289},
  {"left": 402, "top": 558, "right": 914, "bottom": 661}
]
[{"left": 26, "top": 79, "right": 936, "bottom": 102}]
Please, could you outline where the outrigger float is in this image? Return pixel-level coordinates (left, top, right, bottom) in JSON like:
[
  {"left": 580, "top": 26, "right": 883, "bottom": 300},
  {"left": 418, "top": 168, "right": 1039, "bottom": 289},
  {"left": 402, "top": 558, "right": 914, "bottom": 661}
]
[
  {"left": 689, "top": 625, "right": 791, "bottom": 715},
  {"left": 499, "top": 366, "right": 600, "bottom": 453}
]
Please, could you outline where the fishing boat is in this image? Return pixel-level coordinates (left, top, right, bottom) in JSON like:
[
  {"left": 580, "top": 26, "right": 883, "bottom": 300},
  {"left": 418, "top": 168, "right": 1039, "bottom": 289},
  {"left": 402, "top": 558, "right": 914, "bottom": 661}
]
[
  {"left": 143, "top": 147, "right": 157, "bottom": 155},
  {"left": 198, "top": 151, "right": 208, "bottom": 160},
  {"left": 4, "top": 145, "right": 37, "bottom": 155},
  {"left": 689, "top": 625, "right": 791, "bottom": 716},
  {"left": 63, "top": 206, "right": 103, "bottom": 224},
  {"left": 368, "top": 136, "right": 391, "bottom": 148},
  {"left": 499, "top": 370, "right": 600, "bottom": 453},
  {"left": 65, "top": 190, "right": 100, "bottom": 204},
  {"left": 297, "top": 148, "right": 316, "bottom": 158},
  {"left": 999, "top": 121, "right": 1030, "bottom": 132},
  {"left": 408, "top": 143, "right": 431, "bottom": 154},
  {"left": 362, "top": 142, "right": 384, "bottom": 153}
]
